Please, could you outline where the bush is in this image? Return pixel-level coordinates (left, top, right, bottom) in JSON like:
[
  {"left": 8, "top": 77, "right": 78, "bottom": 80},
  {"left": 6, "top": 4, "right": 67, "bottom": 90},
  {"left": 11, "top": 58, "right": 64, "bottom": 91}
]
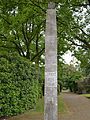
[{"left": 0, "top": 53, "right": 41, "bottom": 117}]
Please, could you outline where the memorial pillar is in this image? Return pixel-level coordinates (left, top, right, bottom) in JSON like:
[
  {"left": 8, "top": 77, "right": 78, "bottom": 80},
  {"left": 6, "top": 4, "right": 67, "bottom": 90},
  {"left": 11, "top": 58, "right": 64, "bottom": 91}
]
[{"left": 44, "top": 2, "right": 57, "bottom": 120}]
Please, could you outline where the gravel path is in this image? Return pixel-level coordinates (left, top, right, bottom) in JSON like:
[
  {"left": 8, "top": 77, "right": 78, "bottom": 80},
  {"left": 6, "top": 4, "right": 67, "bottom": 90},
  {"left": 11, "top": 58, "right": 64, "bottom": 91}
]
[{"left": 59, "top": 93, "right": 90, "bottom": 120}]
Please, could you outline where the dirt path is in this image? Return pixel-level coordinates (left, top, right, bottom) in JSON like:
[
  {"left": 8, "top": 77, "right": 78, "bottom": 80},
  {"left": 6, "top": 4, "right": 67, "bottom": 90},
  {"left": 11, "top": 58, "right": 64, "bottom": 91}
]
[{"left": 59, "top": 92, "right": 90, "bottom": 120}]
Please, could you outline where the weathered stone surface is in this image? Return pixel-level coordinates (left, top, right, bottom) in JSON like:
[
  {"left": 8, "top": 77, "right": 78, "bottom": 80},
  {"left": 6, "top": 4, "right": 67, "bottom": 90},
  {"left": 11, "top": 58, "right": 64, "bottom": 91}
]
[
  {"left": 48, "top": 2, "right": 56, "bottom": 9},
  {"left": 44, "top": 7, "right": 57, "bottom": 120}
]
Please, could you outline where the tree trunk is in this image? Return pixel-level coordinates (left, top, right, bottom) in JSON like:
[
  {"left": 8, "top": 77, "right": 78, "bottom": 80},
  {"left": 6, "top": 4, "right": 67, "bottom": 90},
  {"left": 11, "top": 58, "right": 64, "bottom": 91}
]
[{"left": 44, "top": 2, "right": 57, "bottom": 120}]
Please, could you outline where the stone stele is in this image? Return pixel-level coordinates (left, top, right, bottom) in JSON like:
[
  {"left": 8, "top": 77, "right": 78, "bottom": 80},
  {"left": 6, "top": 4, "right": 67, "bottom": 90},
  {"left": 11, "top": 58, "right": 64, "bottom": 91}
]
[{"left": 44, "top": 3, "right": 57, "bottom": 120}]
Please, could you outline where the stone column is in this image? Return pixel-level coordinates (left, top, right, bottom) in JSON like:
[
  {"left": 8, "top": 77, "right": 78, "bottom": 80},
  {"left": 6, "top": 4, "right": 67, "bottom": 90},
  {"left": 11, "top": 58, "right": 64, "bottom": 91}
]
[{"left": 44, "top": 2, "right": 57, "bottom": 120}]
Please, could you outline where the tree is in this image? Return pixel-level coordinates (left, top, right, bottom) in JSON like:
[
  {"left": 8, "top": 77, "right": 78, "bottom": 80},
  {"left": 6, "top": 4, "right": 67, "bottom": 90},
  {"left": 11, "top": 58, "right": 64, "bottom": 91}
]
[
  {"left": 75, "top": 49, "right": 90, "bottom": 76},
  {"left": 0, "top": 0, "right": 90, "bottom": 63},
  {"left": 0, "top": 0, "right": 45, "bottom": 62},
  {"left": 58, "top": 63, "right": 83, "bottom": 92}
]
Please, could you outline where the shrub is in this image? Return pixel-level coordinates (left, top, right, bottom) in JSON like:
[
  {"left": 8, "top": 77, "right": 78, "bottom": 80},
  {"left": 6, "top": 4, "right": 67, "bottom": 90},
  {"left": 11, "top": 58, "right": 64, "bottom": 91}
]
[{"left": 0, "top": 54, "right": 41, "bottom": 116}]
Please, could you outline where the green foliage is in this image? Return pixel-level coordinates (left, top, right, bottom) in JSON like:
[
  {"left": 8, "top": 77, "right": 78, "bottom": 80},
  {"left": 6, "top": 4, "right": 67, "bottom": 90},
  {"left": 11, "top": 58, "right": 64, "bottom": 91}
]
[
  {"left": 0, "top": 0, "right": 89, "bottom": 63},
  {"left": 74, "top": 49, "right": 90, "bottom": 76},
  {"left": 58, "top": 63, "right": 83, "bottom": 92},
  {"left": 0, "top": 0, "right": 45, "bottom": 61},
  {"left": 0, "top": 53, "right": 41, "bottom": 116}
]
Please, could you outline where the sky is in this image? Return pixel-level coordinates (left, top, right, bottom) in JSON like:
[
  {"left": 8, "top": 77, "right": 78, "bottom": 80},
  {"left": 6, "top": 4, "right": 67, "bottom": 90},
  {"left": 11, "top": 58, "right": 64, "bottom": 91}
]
[
  {"left": 62, "top": 51, "right": 79, "bottom": 65},
  {"left": 62, "top": 51, "right": 73, "bottom": 64}
]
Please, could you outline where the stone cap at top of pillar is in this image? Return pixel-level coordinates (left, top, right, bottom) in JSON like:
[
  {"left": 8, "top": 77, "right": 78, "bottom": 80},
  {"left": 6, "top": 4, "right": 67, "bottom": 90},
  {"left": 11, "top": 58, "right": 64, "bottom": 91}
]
[{"left": 48, "top": 2, "right": 55, "bottom": 9}]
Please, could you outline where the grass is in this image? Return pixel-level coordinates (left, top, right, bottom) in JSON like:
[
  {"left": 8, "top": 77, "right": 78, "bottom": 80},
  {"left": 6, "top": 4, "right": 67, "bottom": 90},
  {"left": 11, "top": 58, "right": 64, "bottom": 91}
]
[
  {"left": 8, "top": 95, "right": 67, "bottom": 120},
  {"left": 32, "top": 95, "right": 67, "bottom": 113},
  {"left": 35, "top": 97, "right": 44, "bottom": 112},
  {"left": 81, "top": 94, "right": 90, "bottom": 98},
  {"left": 58, "top": 95, "right": 67, "bottom": 113},
  {"left": 35, "top": 95, "right": 67, "bottom": 113}
]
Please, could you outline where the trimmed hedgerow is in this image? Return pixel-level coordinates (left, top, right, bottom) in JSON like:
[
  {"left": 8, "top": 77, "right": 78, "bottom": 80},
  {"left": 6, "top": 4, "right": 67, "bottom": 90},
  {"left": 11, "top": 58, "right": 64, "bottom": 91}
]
[{"left": 0, "top": 54, "right": 41, "bottom": 116}]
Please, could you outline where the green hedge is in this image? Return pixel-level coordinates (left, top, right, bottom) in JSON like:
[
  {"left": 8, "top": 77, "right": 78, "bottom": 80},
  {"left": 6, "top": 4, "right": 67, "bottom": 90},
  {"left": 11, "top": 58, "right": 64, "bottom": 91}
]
[{"left": 0, "top": 54, "right": 41, "bottom": 116}]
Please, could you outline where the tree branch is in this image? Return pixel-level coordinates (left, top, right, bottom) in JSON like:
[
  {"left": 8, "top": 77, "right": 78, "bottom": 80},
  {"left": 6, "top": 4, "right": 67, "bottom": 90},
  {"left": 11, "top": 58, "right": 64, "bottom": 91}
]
[
  {"left": 0, "top": 34, "right": 7, "bottom": 39},
  {"left": 71, "top": 3, "right": 90, "bottom": 8},
  {"left": 30, "top": 0, "right": 46, "bottom": 13},
  {"left": 0, "top": 15, "right": 11, "bottom": 25},
  {"left": 22, "top": 23, "right": 28, "bottom": 44},
  {"left": 31, "top": 47, "right": 45, "bottom": 61},
  {"left": 75, "top": 36, "right": 90, "bottom": 49},
  {"left": 70, "top": 40, "right": 88, "bottom": 50},
  {"left": 79, "top": 28, "right": 90, "bottom": 37}
]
